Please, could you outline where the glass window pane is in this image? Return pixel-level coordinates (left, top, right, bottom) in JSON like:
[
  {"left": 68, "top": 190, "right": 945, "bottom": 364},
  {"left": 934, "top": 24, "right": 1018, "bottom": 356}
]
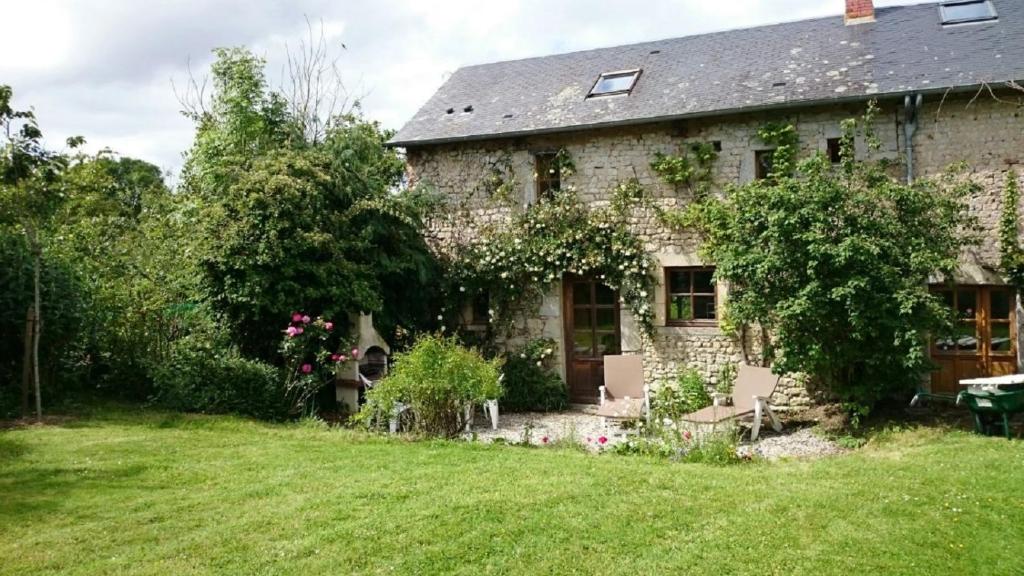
[
  {"left": 693, "top": 269, "right": 714, "bottom": 294},
  {"left": 594, "top": 283, "right": 616, "bottom": 305},
  {"left": 934, "top": 335, "right": 956, "bottom": 353},
  {"left": 957, "top": 289, "right": 977, "bottom": 320},
  {"left": 572, "top": 282, "right": 590, "bottom": 305},
  {"left": 668, "top": 270, "right": 690, "bottom": 293},
  {"left": 573, "top": 331, "right": 593, "bottom": 355},
  {"left": 592, "top": 72, "right": 637, "bottom": 95},
  {"left": 598, "top": 333, "right": 620, "bottom": 355},
  {"left": 990, "top": 289, "right": 1012, "bottom": 320},
  {"left": 596, "top": 308, "right": 616, "bottom": 331},
  {"left": 670, "top": 296, "right": 692, "bottom": 321},
  {"left": 935, "top": 289, "right": 954, "bottom": 310},
  {"left": 756, "top": 150, "right": 775, "bottom": 180},
  {"left": 694, "top": 295, "right": 717, "bottom": 320},
  {"left": 990, "top": 323, "right": 1012, "bottom": 353},
  {"left": 573, "top": 309, "right": 592, "bottom": 330},
  {"left": 942, "top": 1, "right": 995, "bottom": 23},
  {"left": 956, "top": 322, "right": 978, "bottom": 352}
]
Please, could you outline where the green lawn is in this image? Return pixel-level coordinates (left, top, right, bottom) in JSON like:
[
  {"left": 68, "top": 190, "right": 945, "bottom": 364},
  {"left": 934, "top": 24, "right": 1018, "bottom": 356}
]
[{"left": 1, "top": 409, "right": 1022, "bottom": 575}]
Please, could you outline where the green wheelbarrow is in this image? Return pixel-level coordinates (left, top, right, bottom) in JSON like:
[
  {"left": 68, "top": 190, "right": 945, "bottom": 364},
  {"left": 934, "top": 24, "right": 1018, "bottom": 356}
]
[{"left": 956, "top": 384, "right": 1024, "bottom": 440}]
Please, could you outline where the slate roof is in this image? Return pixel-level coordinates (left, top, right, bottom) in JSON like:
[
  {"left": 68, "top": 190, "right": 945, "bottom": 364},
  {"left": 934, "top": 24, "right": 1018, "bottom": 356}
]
[{"left": 390, "top": 0, "right": 1024, "bottom": 147}]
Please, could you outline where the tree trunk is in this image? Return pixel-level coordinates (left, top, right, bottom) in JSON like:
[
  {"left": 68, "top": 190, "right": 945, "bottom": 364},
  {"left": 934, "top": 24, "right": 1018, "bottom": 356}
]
[
  {"left": 27, "top": 226, "right": 43, "bottom": 422},
  {"left": 1018, "top": 292, "right": 1023, "bottom": 373},
  {"left": 21, "top": 306, "right": 34, "bottom": 418}
]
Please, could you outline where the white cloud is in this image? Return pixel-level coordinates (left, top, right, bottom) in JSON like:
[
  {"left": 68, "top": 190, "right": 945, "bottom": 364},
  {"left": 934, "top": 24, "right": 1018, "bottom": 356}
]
[{"left": 0, "top": 0, "right": 923, "bottom": 178}]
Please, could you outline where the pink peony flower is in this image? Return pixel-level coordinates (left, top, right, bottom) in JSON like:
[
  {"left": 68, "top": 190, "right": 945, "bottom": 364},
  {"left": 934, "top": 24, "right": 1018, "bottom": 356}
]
[
  {"left": 295, "top": 327, "right": 304, "bottom": 335},
  {"left": 351, "top": 348, "right": 360, "bottom": 359},
  {"left": 330, "top": 354, "right": 341, "bottom": 362},
  {"left": 683, "top": 430, "right": 692, "bottom": 441},
  {"left": 286, "top": 326, "right": 299, "bottom": 337},
  {"left": 338, "top": 354, "right": 347, "bottom": 363},
  {"left": 291, "top": 312, "right": 303, "bottom": 323},
  {"left": 300, "top": 363, "right": 313, "bottom": 374},
  {"left": 541, "top": 436, "right": 549, "bottom": 444},
  {"left": 301, "top": 315, "right": 311, "bottom": 324},
  {"left": 324, "top": 322, "right": 334, "bottom": 331},
  {"left": 598, "top": 436, "right": 608, "bottom": 445}
]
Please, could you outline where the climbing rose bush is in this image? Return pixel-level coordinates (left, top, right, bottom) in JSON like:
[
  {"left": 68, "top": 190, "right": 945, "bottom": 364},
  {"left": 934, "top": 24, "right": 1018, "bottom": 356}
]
[
  {"left": 279, "top": 312, "right": 356, "bottom": 416},
  {"left": 444, "top": 186, "right": 657, "bottom": 334}
]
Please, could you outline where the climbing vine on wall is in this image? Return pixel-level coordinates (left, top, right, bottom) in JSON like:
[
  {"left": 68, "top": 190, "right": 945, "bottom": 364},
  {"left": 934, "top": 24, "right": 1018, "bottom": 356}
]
[
  {"left": 650, "top": 141, "right": 719, "bottom": 198},
  {"left": 482, "top": 152, "right": 518, "bottom": 203},
  {"left": 999, "top": 170, "right": 1024, "bottom": 290},
  {"left": 442, "top": 178, "right": 658, "bottom": 336},
  {"left": 756, "top": 122, "right": 799, "bottom": 179}
]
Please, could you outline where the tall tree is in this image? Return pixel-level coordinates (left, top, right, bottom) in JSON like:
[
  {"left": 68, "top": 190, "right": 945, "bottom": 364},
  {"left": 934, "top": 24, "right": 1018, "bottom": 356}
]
[
  {"left": 0, "top": 85, "right": 81, "bottom": 419},
  {"left": 686, "top": 107, "right": 977, "bottom": 418},
  {"left": 180, "top": 48, "right": 440, "bottom": 359}
]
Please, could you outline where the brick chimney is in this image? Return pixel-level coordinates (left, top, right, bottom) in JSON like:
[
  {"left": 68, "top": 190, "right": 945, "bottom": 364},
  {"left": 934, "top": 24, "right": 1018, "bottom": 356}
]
[{"left": 845, "top": 0, "right": 875, "bottom": 24}]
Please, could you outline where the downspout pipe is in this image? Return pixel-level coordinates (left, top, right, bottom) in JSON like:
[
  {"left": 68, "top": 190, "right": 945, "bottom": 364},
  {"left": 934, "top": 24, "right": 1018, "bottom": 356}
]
[{"left": 904, "top": 93, "right": 923, "bottom": 184}]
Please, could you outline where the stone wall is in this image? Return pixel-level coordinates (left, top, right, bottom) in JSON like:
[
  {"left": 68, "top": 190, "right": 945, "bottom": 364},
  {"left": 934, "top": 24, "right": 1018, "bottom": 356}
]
[{"left": 405, "top": 94, "right": 1024, "bottom": 407}]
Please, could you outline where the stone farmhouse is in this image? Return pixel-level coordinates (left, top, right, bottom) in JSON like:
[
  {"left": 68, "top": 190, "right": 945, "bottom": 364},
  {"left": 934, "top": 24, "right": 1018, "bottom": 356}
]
[{"left": 389, "top": 0, "right": 1024, "bottom": 407}]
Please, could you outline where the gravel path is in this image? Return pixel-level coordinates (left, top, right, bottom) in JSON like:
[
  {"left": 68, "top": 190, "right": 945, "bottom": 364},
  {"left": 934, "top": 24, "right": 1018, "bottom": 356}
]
[
  {"left": 737, "top": 427, "right": 846, "bottom": 460},
  {"left": 466, "top": 409, "right": 845, "bottom": 459},
  {"left": 465, "top": 410, "right": 628, "bottom": 449}
]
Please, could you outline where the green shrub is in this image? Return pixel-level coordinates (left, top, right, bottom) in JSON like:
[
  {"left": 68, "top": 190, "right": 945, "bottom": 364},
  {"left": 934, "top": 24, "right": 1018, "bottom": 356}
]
[
  {"left": 652, "top": 368, "right": 712, "bottom": 423},
  {"left": 151, "top": 336, "right": 285, "bottom": 420},
  {"left": 502, "top": 339, "right": 567, "bottom": 412},
  {"left": 613, "top": 426, "right": 745, "bottom": 465},
  {"left": 359, "top": 334, "right": 502, "bottom": 438},
  {"left": 679, "top": 429, "right": 743, "bottom": 465},
  {"left": 0, "top": 231, "right": 87, "bottom": 417}
]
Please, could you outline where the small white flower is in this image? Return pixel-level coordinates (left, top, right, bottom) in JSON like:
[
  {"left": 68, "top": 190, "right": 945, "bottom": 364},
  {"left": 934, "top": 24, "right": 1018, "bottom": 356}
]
[
  {"left": 437, "top": 314, "right": 443, "bottom": 321},
  {"left": 459, "top": 286, "right": 466, "bottom": 292},
  {"left": 544, "top": 348, "right": 553, "bottom": 355},
  {"left": 536, "top": 361, "right": 543, "bottom": 367},
  {"left": 520, "top": 353, "right": 527, "bottom": 359}
]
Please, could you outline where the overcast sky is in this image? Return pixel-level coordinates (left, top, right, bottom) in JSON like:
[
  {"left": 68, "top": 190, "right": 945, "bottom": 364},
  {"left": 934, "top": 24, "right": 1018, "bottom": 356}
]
[{"left": 1, "top": 0, "right": 922, "bottom": 180}]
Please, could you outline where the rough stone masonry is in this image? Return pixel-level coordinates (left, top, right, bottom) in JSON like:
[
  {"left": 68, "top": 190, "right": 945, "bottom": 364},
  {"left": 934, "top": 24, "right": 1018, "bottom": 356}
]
[{"left": 405, "top": 94, "right": 1024, "bottom": 407}]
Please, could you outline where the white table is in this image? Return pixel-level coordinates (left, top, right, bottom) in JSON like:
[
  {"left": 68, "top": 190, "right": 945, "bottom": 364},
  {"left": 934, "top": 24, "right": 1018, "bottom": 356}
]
[{"left": 959, "top": 374, "right": 1024, "bottom": 393}]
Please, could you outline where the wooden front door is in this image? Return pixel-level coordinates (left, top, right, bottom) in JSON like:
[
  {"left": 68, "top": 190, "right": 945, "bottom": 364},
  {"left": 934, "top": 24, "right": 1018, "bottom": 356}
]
[
  {"left": 930, "top": 285, "right": 1018, "bottom": 395},
  {"left": 564, "top": 275, "right": 621, "bottom": 404}
]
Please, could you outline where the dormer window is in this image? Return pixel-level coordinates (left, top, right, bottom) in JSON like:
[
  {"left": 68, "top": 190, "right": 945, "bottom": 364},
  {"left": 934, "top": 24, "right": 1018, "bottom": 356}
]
[
  {"left": 587, "top": 69, "right": 641, "bottom": 97},
  {"left": 940, "top": 1, "right": 997, "bottom": 25}
]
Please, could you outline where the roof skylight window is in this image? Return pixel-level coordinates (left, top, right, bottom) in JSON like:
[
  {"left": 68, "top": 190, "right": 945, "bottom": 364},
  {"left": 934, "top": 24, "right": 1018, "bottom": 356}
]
[
  {"left": 940, "top": 1, "right": 997, "bottom": 25},
  {"left": 588, "top": 69, "right": 641, "bottom": 97}
]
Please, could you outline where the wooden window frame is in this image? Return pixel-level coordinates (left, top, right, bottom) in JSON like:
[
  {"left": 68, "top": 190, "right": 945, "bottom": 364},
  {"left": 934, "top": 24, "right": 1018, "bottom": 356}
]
[
  {"left": 930, "top": 284, "right": 1017, "bottom": 357},
  {"left": 534, "top": 152, "right": 560, "bottom": 201},
  {"left": 754, "top": 149, "right": 775, "bottom": 180},
  {"left": 665, "top": 266, "right": 717, "bottom": 326},
  {"left": 469, "top": 290, "right": 490, "bottom": 326},
  {"left": 826, "top": 137, "right": 843, "bottom": 164}
]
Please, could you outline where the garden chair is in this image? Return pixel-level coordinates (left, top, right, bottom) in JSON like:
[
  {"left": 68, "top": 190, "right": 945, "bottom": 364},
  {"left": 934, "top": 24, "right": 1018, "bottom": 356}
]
[
  {"left": 681, "top": 364, "right": 782, "bottom": 441},
  {"left": 463, "top": 375, "right": 502, "bottom": 432},
  {"left": 597, "top": 355, "right": 650, "bottom": 424},
  {"left": 359, "top": 373, "right": 410, "bottom": 434}
]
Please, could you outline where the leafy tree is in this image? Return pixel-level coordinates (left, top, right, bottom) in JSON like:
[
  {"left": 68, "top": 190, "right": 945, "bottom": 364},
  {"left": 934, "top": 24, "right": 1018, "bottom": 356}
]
[
  {"left": 53, "top": 153, "right": 201, "bottom": 398},
  {"left": 0, "top": 85, "right": 83, "bottom": 419},
  {"left": 686, "top": 106, "right": 977, "bottom": 417},
  {"left": 999, "top": 171, "right": 1024, "bottom": 289},
  {"left": 182, "top": 48, "right": 441, "bottom": 360}
]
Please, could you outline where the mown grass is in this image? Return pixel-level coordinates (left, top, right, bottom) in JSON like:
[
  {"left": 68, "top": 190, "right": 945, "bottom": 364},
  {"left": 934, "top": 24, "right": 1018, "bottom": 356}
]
[{"left": 1, "top": 408, "right": 1022, "bottom": 575}]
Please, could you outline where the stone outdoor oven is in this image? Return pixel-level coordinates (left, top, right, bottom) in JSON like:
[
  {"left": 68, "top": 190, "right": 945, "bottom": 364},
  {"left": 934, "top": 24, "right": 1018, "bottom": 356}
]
[{"left": 335, "top": 313, "right": 390, "bottom": 413}]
